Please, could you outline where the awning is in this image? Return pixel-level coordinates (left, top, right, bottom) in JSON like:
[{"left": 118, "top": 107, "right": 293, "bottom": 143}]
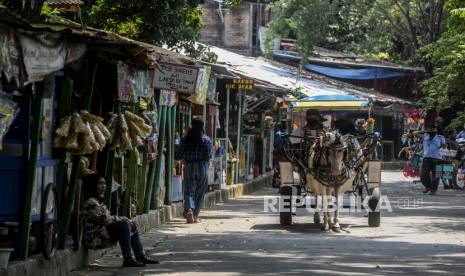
[
  {"left": 291, "top": 94, "right": 369, "bottom": 110},
  {"left": 291, "top": 100, "right": 369, "bottom": 110},
  {"left": 298, "top": 94, "right": 368, "bottom": 102}
]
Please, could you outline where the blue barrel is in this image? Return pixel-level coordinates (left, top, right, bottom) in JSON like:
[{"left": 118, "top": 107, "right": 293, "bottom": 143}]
[{"left": 0, "top": 157, "right": 26, "bottom": 222}]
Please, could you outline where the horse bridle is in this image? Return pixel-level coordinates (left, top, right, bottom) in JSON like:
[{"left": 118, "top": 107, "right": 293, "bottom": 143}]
[{"left": 314, "top": 139, "right": 350, "bottom": 187}]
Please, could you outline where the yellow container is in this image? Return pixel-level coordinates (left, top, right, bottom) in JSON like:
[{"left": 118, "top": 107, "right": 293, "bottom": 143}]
[{"left": 226, "top": 160, "right": 236, "bottom": 185}]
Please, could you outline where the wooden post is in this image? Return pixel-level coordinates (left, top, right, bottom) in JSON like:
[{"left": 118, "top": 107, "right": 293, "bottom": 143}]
[
  {"left": 225, "top": 88, "right": 230, "bottom": 175},
  {"left": 151, "top": 105, "right": 167, "bottom": 209},
  {"left": 235, "top": 89, "right": 243, "bottom": 182},
  {"left": 18, "top": 82, "right": 45, "bottom": 259}
]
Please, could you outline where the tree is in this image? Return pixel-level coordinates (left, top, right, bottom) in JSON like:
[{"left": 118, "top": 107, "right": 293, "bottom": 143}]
[
  {"left": 419, "top": 0, "right": 465, "bottom": 127},
  {"left": 327, "top": 0, "right": 397, "bottom": 60},
  {"left": 371, "top": 0, "right": 447, "bottom": 64},
  {"left": 265, "top": 0, "right": 335, "bottom": 59},
  {"left": 82, "top": 0, "right": 203, "bottom": 51}
]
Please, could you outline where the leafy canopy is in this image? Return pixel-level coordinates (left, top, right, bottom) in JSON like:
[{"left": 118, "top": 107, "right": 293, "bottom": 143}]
[
  {"left": 265, "top": 0, "right": 334, "bottom": 59},
  {"left": 83, "top": 0, "right": 202, "bottom": 50},
  {"left": 419, "top": 0, "right": 465, "bottom": 127}
]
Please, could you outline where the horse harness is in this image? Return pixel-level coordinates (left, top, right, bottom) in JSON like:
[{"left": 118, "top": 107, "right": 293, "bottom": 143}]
[{"left": 312, "top": 142, "right": 351, "bottom": 187}]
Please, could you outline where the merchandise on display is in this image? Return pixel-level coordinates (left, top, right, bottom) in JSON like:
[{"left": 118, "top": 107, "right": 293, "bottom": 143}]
[{"left": 53, "top": 111, "right": 110, "bottom": 154}]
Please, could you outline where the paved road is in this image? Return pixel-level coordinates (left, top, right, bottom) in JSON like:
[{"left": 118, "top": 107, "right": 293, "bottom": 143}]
[{"left": 72, "top": 172, "right": 465, "bottom": 275}]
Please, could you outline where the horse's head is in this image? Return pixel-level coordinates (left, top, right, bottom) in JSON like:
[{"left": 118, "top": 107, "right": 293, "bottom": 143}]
[{"left": 325, "top": 131, "right": 347, "bottom": 174}]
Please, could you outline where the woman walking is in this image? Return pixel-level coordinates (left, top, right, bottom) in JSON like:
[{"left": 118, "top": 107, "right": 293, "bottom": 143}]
[{"left": 176, "top": 118, "right": 213, "bottom": 223}]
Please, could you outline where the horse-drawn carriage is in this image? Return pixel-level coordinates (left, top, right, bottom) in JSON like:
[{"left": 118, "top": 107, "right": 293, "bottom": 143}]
[{"left": 275, "top": 103, "right": 382, "bottom": 231}]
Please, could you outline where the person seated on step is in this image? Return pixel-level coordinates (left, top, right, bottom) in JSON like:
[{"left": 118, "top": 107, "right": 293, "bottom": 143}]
[{"left": 81, "top": 173, "right": 159, "bottom": 267}]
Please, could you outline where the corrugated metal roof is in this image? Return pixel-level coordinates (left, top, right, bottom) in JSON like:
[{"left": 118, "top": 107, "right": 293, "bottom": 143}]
[
  {"left": 208, "top": 45, "right": 414, "bottom": 106},
  {"left": 46, "top": 0, "right": 83, "bottom": 6}
]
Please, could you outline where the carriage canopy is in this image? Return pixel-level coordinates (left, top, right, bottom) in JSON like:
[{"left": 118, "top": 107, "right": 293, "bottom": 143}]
[{"left": 290, "top": 94, "right": 369, "bottom": 111}]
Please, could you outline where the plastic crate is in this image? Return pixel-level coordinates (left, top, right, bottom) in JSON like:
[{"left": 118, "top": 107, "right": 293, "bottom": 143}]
[
  {"left": 435, "top": 164, "right": 454, "bottom": 180},
  {"left": 410, "top": 154, "right": 422, "bottom": 168}
]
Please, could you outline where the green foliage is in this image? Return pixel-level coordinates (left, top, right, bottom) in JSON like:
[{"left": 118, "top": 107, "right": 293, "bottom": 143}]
[
  {"left": 40, "top": 3, "right": 60, "bottom": 18},
  {"left": 264, "top": 0, "right": 445, "bottom": 64},
  {"left": 184, "top": 44, "right": 218, "bottom": 63},
  {"left": 222, "top": 0, "right": 243, "bottom": 8},
  {"left": 326, "top": 0, "right": 396, "bottom": 57},
  {"left": 265, "top": 0, "right": 335, "bottom": 59},
  {"left": 419, "top": 0, "right": 465, "bottom": 126},
  {"left": 83, "top": 0, "right": 203, "bottom": 50}
]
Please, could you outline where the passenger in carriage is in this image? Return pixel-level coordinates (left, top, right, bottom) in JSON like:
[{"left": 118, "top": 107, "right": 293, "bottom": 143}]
[{"left": 303, "top": 109, "right": 326, "bottom": 138}]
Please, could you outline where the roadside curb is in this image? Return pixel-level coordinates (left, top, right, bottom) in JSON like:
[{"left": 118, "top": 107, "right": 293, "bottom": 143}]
[{"left": 2, "top": 172, "right": 273, "bottom": 276}]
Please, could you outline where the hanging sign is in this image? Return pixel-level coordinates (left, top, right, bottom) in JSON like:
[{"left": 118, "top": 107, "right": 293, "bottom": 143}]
[
  {"left": 225, "top": 79, "right": 254, "bottom": 91},
  {"left": 152, "top": 62, "right": 199, "bottom": 94},
  {"left": 188, "top": 66, "right": 212, "bottom": 105}
]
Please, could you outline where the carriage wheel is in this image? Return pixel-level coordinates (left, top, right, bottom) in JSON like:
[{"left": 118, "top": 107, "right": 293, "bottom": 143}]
[
  {"left": 280, "top": 186, "right": 293, "bottom": 226},
  {"left": 40, "top": 183, "right": 60, "bottom": 260},
  {"left": 368, "top": 187, "right": 381, "bottom": 227},
  {"left": 71, "top": 180, "right": 83, "bottom": 251},
  {"left": 272, "top": 171, "right": 280, "bottom": 188}
]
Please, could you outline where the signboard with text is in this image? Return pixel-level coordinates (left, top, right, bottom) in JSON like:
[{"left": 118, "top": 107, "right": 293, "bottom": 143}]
[
  {"left": 152, "top": 62, "right": 199, "bottom": 94},
  {"left": 225, "top": 79, "right": 254, "bottom": 91}
]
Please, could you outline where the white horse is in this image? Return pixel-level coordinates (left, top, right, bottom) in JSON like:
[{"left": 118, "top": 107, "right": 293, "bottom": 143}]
[{"left": 306, "top": 131, "right": 355, "bottom": 232}]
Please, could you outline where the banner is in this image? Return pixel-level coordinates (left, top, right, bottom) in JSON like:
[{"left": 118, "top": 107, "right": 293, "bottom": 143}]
[
  {"left": 18, "top": 31, "right": 86, "bottom": 82},
  {"left": 117, "top": 62, "right": 153, "bottom": 102}
]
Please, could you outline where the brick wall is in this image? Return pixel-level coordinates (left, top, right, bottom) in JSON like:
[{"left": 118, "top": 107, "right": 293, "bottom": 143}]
[{"left": 201, "top": 1, "right": 253, "bottom": 56}]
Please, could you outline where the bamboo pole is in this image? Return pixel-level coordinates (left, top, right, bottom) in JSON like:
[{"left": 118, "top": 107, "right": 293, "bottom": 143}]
[
  {"left": 137, "top": 145, "right": 148, "bottom": 214},
  {"left": 151, "top": 105, "right": 167, "bottom": 209},
  {"left": 143, "top": 102, "right": 164, "bottom": 213},
  {"left": 18, "top": 82, "right": 45, "bottom": 259},
  {"left": 164, "top": 105, "right": 174, "bottom": 205},
  {"left": 123, "top": 149, "right": 138, "bottom": 218},
  {"left": 58, "top": 63, "right": 98, "bottom": 249},
  {"left": 55, "top": 78, "right": 73, "bottom": 207},
  {"left": 104, "top": 99, "right": 120, "bottom": 207}
]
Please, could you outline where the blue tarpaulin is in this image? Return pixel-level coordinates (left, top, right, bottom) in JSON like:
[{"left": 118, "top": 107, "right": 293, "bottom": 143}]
[
  {"left": 305, "top": 64, "right": 405, "bottom": 80},
  {"left": 298, "top": 94, "right": 368, "bottom": 102}
]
